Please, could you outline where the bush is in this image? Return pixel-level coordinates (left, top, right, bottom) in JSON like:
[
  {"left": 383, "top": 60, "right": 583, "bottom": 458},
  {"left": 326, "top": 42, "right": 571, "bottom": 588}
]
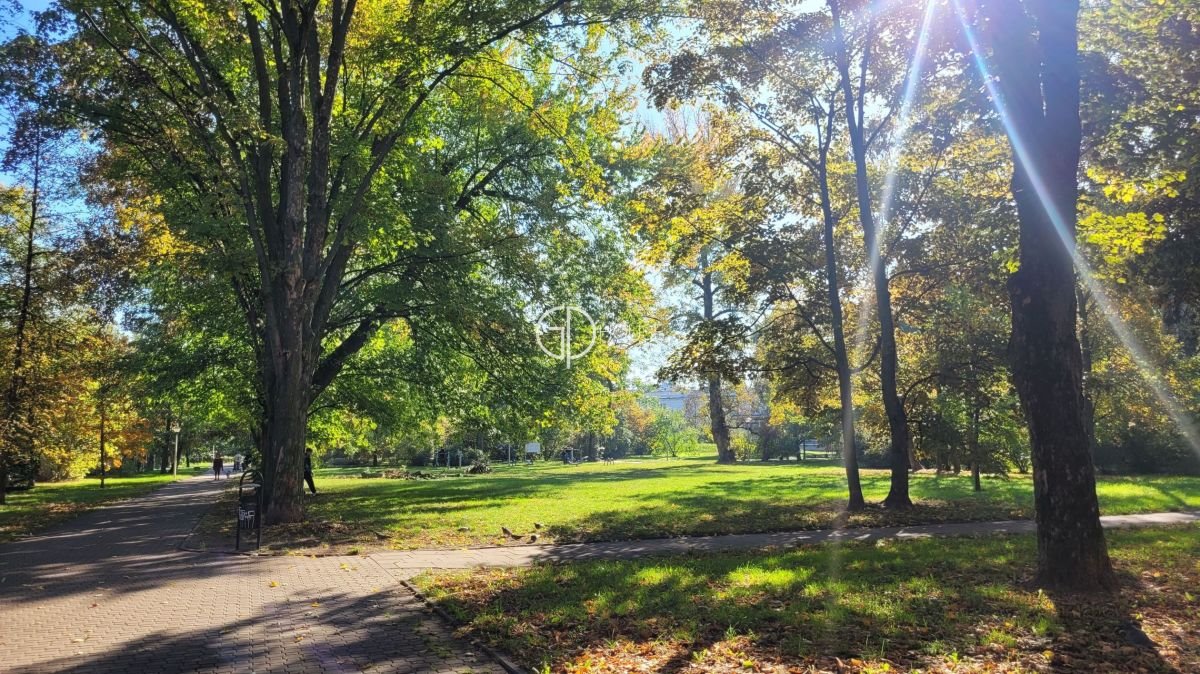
[
  {"left": 1094, "top": 427, "right": 1200, "bottom": 475},
  {"left": 37, "top": 447, "right": 95, "bottom": 482},
  {"left": 857, "top": 436, "right": 889, "bottom": 468},
  {"left": 730, "top": 434, "right": 756, "bottom": 461},
  {"left": 408, "top": 449, "right": 435, "bottom": 467},
  {"left": 858, "top": 448, "right": 891, "bottom": 469},
  {"left": 410, "top": 446, "right": 489, "bottom": 468}
]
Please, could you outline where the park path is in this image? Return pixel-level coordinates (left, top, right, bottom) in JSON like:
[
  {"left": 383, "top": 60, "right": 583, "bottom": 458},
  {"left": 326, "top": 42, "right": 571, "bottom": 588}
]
[
  {"left": 0, "top": 476, "right": 505, "bottom": 674},
  {"left": 374, "top": 509, "right": 1200, "bottom": 574}
]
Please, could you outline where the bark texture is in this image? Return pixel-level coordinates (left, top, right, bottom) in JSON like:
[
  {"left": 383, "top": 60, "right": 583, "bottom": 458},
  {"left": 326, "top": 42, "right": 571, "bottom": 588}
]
[{"left": 983, "top": 0, "right": 1116, "bottom": 590}]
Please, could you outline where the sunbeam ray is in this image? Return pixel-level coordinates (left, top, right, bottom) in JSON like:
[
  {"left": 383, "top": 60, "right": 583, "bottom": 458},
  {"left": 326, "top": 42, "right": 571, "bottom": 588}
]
[
  {"left": 950, "top": 0, "right": 1200, "bottom": 456},
  {"left": 851, "top": 0, "right": 941, "bottom": 368},
  {"left": 827, "top": 1, "right": 939, "bottom": 643}
]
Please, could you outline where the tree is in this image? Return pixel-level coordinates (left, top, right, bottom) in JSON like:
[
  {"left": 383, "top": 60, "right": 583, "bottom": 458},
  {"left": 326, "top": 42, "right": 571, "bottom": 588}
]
[
  {"left": 647, "top": 404, "right": 697, "bottom": 458},
  {"left": 640, "top": 8, "right": 873, "bottom": 505},
  {"left": 0, "top": 28, "right": 82, "bottom": 497},
  {"left": 1080, "top": 0, "right": 1200, "bottom": 356},
  {"left": 627, "top": 115, "right": 761, "bottom": 464},
  {"left": 973, "top": 0, "right": 1116, "bottom": 590},
  {"left": 1075, "top": 0, "right": 1200, "bottom": 470},
  {"left": 59, "top": 0, "right": 656, "bottom": 521},
  {"left": 643, "top": 0, "right": 935, "bottom": 508},
  {"left": 827, "top": 0, "right": 914, "bottom": 508}
]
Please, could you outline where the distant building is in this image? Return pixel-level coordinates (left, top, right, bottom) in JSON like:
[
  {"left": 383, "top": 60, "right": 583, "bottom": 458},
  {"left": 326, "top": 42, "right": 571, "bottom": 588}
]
[{"left": 645, "top": 382, "right": 686, "bottom": 412}]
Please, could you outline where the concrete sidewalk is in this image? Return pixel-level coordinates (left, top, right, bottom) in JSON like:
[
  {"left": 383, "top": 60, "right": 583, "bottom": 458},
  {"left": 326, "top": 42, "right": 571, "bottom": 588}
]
[{"left": 374, "top": 509, "right": 1200, "bottom": 575}]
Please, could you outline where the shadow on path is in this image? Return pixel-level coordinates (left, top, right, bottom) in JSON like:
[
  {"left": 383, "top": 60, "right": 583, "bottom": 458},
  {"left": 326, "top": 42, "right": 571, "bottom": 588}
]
[{"left": 0, "top": 476, "right": 504, "bottom": 674}]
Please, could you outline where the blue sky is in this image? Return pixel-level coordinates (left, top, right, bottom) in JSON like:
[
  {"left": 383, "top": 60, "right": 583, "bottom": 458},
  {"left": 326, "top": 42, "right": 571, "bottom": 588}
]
[
  {"left": 2, "top": 0, "right": 48, "bottom": 37},
  {"left": 1, "top": 0, "right": 52, "bottom": 186}
]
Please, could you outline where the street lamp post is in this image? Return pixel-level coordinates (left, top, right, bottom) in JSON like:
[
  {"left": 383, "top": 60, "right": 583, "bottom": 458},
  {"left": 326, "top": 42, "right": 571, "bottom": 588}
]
[{"left": 170, "top": 420, "right": 182, "bottom": 477}]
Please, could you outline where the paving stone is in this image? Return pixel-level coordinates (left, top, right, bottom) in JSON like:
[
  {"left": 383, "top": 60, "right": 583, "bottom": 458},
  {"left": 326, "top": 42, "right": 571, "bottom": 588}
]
[{"left": 0, "top": 477, "right": 506, "bottom": 674}]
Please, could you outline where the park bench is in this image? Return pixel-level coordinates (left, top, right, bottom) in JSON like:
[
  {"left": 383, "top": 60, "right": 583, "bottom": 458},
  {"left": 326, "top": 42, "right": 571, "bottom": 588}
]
[{"left": 236, "top": 469, "right": 263, "bottom": 551}]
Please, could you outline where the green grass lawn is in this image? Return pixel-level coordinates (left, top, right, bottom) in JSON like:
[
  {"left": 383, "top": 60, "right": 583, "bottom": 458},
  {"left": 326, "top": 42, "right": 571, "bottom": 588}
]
[
  {"left": 304, "top": 457, "right": 1200, "bottom": 549},
  {"left": 0, "top": 469, "right": 203, "bottom": 542},
  {"left": 416, "top": 524, "right": 1200, "bottom": 673}
]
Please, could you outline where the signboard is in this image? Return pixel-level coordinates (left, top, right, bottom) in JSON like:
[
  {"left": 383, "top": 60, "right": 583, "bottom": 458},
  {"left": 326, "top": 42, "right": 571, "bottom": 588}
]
[{"left": 524, "top": 442, "right": 541, "bottom": 454}]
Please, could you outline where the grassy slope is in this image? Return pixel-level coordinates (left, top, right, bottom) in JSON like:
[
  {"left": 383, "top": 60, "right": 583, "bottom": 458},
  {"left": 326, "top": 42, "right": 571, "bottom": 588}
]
[
  {"left": 417, "top": 524, "right": 1200, "bottom": 673},
  {"left": 0, "top": 469, "right": 203, "bottom": 542},
  {"left": 305, "top": 458, "right": 1200, "bottom": 548}
]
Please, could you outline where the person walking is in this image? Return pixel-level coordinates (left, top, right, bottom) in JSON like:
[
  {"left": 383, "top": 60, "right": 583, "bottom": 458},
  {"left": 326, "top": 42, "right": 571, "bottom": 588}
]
[
  {"left": 212, "top": 452, "right": 224, "bottom": 480},
  {"left": 304, "top": 448, "right": 318, "bottom": 495}
]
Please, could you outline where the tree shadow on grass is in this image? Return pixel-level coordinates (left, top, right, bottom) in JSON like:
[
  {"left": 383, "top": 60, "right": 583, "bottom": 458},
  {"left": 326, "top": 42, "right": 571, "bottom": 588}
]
[
  {"left": 427, "top": 530, "right": 1187, "bottom": 673},
  {"left": 1043, "top": 569, "right": 1186, "bottom": 674},
  {"left": 542, "top": 475, "right": 1038, "bottom": 544},
  {"left": 309, "top": 465, "right": 722, "bottom": 517},
  {"left": 1095, "top": 475, "right": 1200, "bottom": 512},
  {"left": 300, "top": 465, "right": 1196, "bottom": 552}
]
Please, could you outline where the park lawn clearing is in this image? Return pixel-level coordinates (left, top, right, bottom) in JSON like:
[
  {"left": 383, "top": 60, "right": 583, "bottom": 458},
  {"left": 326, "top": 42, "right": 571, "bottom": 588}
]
[
  {"left": 302, "top": 458, "right": 1200, "bottom": 549},
  {"left": 0, "top": 470, "right": 201, "bottom": 542},
  {"left": 415, "top": 524, "right": 1200, "bottom": 673}
]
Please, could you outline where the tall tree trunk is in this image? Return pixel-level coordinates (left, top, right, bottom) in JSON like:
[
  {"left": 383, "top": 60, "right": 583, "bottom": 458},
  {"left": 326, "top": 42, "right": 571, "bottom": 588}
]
[
  {"left": 159, "top": 413, "right": 171, "bottom": 474},
  {"left": 828, "top": 0, "right": 911, "bottom": 508},
  {"left": 0, "top": 143, "right": 41, "bottom": 503},
  {"left": 970, "top": 406, "right": 982, "bottom": 492},
  {"left": 911, "top": 421, "right": 924, "bottom": 470},
  {"left": 262, "top": 318, "right": 311, "bottom": 524},
  {"left": 982, "top": 0, "right": 1115, "bottom": 590},
  {"left": 707, "top": 374, "right": 732, "bottom": 463},
  {"left": 699, "top": 248, "right": 735, "bottom": 464},
  {"left": 817, "top": 152, "right": 865, "bottom": 510},
  {"left": 99, "top": 397, "right": 107, "bottom": 489}
]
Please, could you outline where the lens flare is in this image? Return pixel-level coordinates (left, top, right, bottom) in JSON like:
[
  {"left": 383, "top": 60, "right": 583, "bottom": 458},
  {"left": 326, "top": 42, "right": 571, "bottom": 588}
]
[
  {"left": 950, "top": 0, "right": 1200, "bottom": 455},
  {"left": 850, "top": 0, "right": 939, "bottom": 364},
  {"left": 827, "top": 0, "right": 941, "bottom": 647}
]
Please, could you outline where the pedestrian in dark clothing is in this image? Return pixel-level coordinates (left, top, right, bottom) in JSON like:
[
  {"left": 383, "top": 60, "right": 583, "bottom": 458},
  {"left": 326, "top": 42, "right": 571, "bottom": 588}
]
[
  {"left": 304, "top": 448, "right": 318, "bottom": 494},
  {"left": 212, "top": 453, "right": 224, "bottom": 480}
]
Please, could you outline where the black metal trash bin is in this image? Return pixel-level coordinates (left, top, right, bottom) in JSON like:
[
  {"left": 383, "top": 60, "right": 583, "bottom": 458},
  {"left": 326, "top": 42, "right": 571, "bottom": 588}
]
[{"left": 236, "top": 469, "right": 263, "bottom": 551}]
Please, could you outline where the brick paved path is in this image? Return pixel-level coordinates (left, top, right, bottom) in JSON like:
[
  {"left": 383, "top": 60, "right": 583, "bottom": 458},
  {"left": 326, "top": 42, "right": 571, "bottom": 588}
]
[
  {"left": 0, "top": 477, "right": 504, "bottom": 674},
  {"left": 374, "top": 509, "right": 1200, "bottom": 573}
]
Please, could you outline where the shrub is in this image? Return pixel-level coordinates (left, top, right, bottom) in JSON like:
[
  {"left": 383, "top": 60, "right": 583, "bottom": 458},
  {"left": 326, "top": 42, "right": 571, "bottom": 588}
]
[
  {"left": 37, "top": 447, "right": 94, "bottom": 482},
  {"left": 1094, "top": 427, "right": 1200, "bottom": 475}
]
